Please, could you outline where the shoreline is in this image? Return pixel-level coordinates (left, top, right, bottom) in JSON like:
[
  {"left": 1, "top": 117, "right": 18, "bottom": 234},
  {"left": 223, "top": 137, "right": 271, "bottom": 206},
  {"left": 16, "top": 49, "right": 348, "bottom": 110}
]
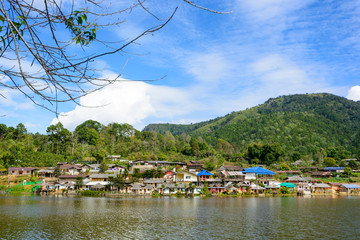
[{"left": 2, "top": 190, "right": 360, "bottom": 198}]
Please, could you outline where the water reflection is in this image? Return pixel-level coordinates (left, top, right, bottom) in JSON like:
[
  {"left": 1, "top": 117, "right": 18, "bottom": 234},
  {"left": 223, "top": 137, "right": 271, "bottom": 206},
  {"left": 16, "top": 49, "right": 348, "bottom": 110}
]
[{"left": 0, "top": 196, "right": 360, "bottom": 239}]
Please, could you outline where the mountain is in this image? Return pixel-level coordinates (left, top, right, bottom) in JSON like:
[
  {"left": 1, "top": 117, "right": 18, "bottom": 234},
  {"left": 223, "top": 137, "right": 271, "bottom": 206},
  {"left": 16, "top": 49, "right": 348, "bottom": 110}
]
[{"left": 144, "top": 93, "right": 360, "bottom": 156}]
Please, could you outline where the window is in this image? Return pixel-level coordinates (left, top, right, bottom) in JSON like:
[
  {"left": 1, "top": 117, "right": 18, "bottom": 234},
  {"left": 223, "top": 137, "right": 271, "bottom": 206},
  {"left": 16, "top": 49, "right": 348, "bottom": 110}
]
[{"left": 186, "top": 176, "right": 191, "bottom": 179}]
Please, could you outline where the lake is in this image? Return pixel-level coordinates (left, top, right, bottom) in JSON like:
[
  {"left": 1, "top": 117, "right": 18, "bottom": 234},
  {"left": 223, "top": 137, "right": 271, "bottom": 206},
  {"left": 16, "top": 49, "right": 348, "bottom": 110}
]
[{"left": 0, "top": 195, "right": 359, "bottom": 239}]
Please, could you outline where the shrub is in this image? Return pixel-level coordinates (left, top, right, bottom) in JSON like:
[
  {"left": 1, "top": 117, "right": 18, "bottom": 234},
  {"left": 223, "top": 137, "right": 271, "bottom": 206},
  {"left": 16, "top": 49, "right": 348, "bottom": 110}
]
[{"left": 280, "top": 186, "right": 290, "bottom": 194}]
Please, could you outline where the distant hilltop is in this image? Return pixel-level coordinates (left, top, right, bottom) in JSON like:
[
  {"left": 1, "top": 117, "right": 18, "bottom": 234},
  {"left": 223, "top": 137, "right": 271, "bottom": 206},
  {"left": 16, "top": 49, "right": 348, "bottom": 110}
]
[{"left": 144, "top": 93, "right": 360, "bottom": 155}]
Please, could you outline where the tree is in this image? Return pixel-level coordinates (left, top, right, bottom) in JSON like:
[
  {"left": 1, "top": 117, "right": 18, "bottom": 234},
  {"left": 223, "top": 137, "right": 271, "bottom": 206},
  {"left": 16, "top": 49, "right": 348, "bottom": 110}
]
[
  {"left": 323, "top": 157, "right": 336, "bottom": 167},
  {"left": 47, "top": 122, "right": 72, "bottom": 154},
  {"left": 75, "top": 120, "right": 101, "bottom": 145},
  {"left": 348, "top": 160, "right": 359, "bottom": 170},
  {"left": 0, "top": 1, "right": 228, "bottom": 113},
  {"left": 53, "top": 165, "right": 61, "bottom": 177},
  {"left": 344, "top": 167, "right": 352, "bottom": 178},
  {"left": 75, "top": 176, "right": 83, "bottom": 190},
  {"left": 99, "top": 161, "right": 108, "bottom": 174}
]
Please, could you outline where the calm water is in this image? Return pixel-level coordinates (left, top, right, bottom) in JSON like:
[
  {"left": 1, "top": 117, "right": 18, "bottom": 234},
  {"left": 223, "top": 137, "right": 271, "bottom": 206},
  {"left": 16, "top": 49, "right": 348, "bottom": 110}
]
[{"left": 0, "top": 195, "right": 359, "bottom": 239}]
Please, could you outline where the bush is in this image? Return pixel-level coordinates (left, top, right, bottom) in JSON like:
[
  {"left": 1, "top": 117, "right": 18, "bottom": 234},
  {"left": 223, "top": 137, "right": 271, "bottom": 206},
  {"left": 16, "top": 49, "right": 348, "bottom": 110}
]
[
  {"left": 11, "top": 185, "right": 25, "bottom": 192},
  {"left": 81, "top": 190, "right": 106, "bottom": 196},
  {"left": 280, "top": 186, "right": 290, "bottom": 194}
]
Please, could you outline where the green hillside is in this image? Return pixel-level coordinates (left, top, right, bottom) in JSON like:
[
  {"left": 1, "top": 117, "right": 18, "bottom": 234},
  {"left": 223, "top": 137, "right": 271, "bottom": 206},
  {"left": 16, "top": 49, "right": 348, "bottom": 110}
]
[{"left": 144, "top": 93, "right": 360, "bottom": 156}]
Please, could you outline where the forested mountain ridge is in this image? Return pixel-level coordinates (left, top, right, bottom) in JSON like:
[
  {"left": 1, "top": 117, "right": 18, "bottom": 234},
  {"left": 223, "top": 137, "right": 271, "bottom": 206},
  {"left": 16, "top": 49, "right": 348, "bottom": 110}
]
[
  {"left": 144, "top": 93, "right": 360, "bottom": 156},
  {"left": 1, "top": 93, "right": 359, "bottom": 169}
]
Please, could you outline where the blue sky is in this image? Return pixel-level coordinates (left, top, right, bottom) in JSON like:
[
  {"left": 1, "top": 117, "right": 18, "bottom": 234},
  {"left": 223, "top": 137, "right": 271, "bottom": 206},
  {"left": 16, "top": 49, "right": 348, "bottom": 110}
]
[{"left": 1, "top": 0, "right": 360, "bottom": 133}]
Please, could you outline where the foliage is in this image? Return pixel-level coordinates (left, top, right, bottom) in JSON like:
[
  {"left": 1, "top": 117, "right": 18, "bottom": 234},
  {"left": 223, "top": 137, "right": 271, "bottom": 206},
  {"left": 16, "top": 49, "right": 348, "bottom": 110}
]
[
  {"left": 75, "top": 176, "right": 83, "bottom": 190},
  {"left": 1, "top": 93, "right": 359, "bottom": 169},
  {"left": 0, "top": 1, "right": 222, "bottom": 113},
  {"left": 81, "top": 190, "right": 106, "bottom": 197},
  {"left": 324, "top": 157, "right": 336, "bottom": 167},
  {"left": 344, "top": 167, "right": 352, "bottom": 177},
  {"left": 279, "top": 186, "right": 290, "bottom": 194},
  {"left": 145, "top": 94, "right": 360, "bottom": 158},
  {"left": 348, "top": 160, "right": 359, "bottom": 170},
  {"left": 99, "top": 161, "right": 108, "bottom": 174}
]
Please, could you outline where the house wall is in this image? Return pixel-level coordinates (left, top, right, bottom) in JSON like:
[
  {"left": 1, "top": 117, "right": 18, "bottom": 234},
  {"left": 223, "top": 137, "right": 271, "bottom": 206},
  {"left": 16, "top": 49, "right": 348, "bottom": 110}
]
[{"left": 176, "top": 173, "right": 197, "bottom": 182}]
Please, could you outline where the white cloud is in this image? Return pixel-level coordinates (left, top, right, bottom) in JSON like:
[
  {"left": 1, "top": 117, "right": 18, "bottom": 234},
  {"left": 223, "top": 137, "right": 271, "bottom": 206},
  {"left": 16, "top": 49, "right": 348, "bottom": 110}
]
[
  {"left": 347, "top": 85, "right": 360, "bottom": 101},
  {"left": 52, "top": 79, "right": 192, "bottom": 130},
  {"left": 239, "top": 0, "right": 314, "bottom": 21},
  {"left": 251, "top": 54, "right": 325, "bottom": 93},
  {"left": 184, "top": 52, "right": 233, "bottom": 84},
  {"left": 0, "top": 89, "right": 34, "bottom": 110}
]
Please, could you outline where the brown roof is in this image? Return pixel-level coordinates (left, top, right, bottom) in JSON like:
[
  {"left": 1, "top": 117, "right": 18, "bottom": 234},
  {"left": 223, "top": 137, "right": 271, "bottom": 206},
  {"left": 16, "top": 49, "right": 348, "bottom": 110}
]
[
  {"left": 189, "top": 161, "right": 204, "bottom": 164},
  {"left": 8, "top": 167, "right": 36, "bottom": 171},
  {"left": 328, "top": 182, "right": 341, "bottom": 186},
  {"left": 60, "top": 165, "right": 82, "bottom": 170},
  {"left": 58, "top": 175, "right": 88, "bottom": 179},
  {"left": 224, "top": 165, "right": 243, "bottom": 171},
  {"left": 311, "top": 171, "right": 332, "bottom": 176},
  {"left": 277, "top": 170, "right": 301, "bottom": 174}
]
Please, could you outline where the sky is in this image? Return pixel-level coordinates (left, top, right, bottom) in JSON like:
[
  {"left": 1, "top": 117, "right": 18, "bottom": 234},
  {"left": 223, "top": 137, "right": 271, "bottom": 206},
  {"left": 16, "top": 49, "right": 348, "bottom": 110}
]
[{"left": 1, "top": 0, "right": 360, "bottom": 133}]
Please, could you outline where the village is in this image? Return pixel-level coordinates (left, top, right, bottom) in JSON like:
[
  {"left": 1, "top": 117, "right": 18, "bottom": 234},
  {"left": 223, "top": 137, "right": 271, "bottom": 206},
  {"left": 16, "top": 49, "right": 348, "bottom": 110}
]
[{"left": 2, "top": 157, "right": 360, "bottom": 197}]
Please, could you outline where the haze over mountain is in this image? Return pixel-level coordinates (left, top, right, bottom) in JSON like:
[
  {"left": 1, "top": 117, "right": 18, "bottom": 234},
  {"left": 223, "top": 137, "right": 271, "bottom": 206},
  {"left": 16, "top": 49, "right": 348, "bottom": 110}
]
[{"left": 144, "top": 93, "right": 360, "bottom": 156}]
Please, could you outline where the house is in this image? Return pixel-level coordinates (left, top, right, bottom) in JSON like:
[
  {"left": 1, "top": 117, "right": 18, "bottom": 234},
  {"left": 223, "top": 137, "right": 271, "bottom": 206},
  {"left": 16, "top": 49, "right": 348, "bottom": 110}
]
[
  {"left": 220, "top": 171, "right": 245, "bottom": 182},
  {"left": 144, "top": 178, "right": 167, "bottom": 187},
  {"left": 187, "top": 161, "right": 204, "bottom": 172},
  {"left": 197, "top": 170, "right": 213, "bottom": 181},
  {"left": 130, "top": 183, "right": 154, "bottom": 195},
  {"left": 208, "top": 183, "right": 225, "bottom": 194},
  {"left": 175, "top": 171, "right": 198, "bottom": 183},
  {"left": 163, "top": 171, "right": 175, "bottom": 180},
  {"left": 85, "top": 181, "right": 108, "bottom": 190},
  {"left": 311, "top": 171, "right": 332, "bottom": 178},
  {"left": 279, "top": 182, "right": 296, "bottom": 190},
  {"left": 323, "top": 167, "right": 345, "bottom": 173},
  {"left": 107, "top": 155, "right": 123, "bottom": 162},
  {"left": 285, "top": 176, "right": 314, "bottom": 184},
  {"left": 8, "top": 167, "right": 36, "bottom": 175},
  {"left": 59, "top": 164, "right": 82, "bottom": 175},
  {"left": 0, "top": 169, "right": 7, "bottom": 175},
  {"left": 217, "top": 165, "right": 243, "bottom": 172},
  {"left": 107, "top": 164, "right": 125, "bottom": 173},
  {"left": 89, "top": 174, "right": 116, "bottom": 182},
  {"left": 296, "top": 183, "right": 311, "bottom": 194},
  {"left": 341, "top": 184, "right": 360, "bottom": 193},
  {"left": 266, "top": 185, "right": 280, "bottom": 193},
  {"left": 58, "top": 175, "right": 88, "bottom": 184},
  {"left": 328, "top": 182, "right": 342, "bottom": 192},
  {"left": 311, "top": 183, "right": 331, "bottom": 193},
  {"left": 37, "top": 168, "right": 55, "bottom": 178},
  {"left": 285, "top": 175, "right": 304, "bottom": 184},
  {"left": 243, "top": 167, "right": 275, "bottom": 184},
  {"left": 81, "top": 164, "right": 99, "bottom": 173},
  {"left": 131, "top": 165, "right": 155, "bottom": 173},
  {"left": 276, "top": 170, "right": 301, "bottom": 175}
]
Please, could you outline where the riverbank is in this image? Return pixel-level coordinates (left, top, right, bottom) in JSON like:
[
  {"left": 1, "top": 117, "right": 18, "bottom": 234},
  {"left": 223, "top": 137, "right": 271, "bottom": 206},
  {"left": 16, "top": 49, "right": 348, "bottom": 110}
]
[{"left": 2, "top": 189, "right": 360, "bottom": 198}]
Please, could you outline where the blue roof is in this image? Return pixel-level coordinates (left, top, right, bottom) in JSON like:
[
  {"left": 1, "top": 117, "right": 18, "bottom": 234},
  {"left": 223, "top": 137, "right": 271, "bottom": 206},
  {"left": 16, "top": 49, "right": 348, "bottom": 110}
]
[
  {"left": 324, "top": 167, "right": 345, "bottom": 171},
  {"left": 243, "top": 167, "right": 275, "bottom": 175},
  {"left": 197, "top": 170, "right": 213, "bottom": 176},
  {"left": 342, "top": 184, "right": 360, "bottom": 189}
]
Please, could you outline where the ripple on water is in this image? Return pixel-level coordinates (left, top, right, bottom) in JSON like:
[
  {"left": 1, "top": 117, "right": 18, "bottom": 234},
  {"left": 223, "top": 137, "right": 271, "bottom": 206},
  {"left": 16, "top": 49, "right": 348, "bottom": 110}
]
[{"left": 0, "top": 196, "right": 360, "bottom": 239}]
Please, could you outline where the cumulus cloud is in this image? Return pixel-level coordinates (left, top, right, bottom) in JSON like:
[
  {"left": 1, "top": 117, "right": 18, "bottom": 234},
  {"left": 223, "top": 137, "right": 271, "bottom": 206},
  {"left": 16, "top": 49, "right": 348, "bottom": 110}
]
[
  {"left": 51, "top": 80, "right": 192, "bottom": 130},
  {"left": 347, "top": 85, "right": 360, "bottom": 101}
]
